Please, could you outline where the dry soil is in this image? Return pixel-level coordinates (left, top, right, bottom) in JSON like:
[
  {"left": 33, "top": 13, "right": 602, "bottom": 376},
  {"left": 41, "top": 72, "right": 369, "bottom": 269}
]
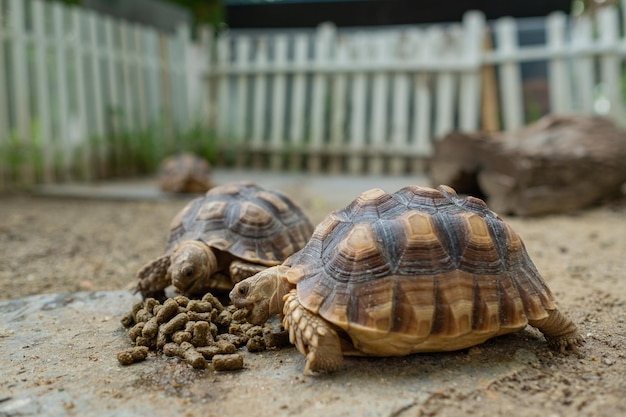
[{"left": 0, "top": 175, "right": 625, "bottom": 417}]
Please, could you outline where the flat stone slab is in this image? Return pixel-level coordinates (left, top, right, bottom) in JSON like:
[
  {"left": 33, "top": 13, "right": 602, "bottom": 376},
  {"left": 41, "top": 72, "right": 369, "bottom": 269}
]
[{"left": 1, "top": 291, "right": 541, "bottom": 417}]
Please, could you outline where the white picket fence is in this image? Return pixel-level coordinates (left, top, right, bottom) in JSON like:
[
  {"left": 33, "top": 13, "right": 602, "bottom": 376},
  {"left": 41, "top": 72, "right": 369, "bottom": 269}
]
[
  {"left": 0, "top": 0, "right": 206, "bottom": 189},
  {"left": 1, "top": 1, "right": 626, "bottom": 189},
  {"left": 208, "top": 5, "right": 626, "bottom": 175}
]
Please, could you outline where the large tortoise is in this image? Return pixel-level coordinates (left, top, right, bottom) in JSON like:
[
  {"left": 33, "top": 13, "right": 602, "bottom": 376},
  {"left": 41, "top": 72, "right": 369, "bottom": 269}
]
[
  {"left": 137, "top": 181, "right": 314, "bottom": 298},
  {"left": 230, "top": 185, "right": 583, "bottom": 374}
]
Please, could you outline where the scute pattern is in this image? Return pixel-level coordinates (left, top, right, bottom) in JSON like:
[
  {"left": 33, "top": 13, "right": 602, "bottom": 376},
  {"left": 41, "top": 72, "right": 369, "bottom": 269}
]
[
  {"left": 285, "top": 185, "right": 557, "bottom": 354},
  {"left": 165, "top": 182, "right": 313, "bottom": 265}
]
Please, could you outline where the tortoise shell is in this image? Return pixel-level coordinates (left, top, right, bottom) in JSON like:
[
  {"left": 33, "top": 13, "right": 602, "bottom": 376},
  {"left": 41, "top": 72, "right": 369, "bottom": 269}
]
[
  {"left": 166, "top": 181, "right": 314, "bottom": 265},
  {"left": 282, "top": 185, "right": 557, "bottom": 355},
  {"left": 158, "top": 152, "right": 212, "bottom": 193}
]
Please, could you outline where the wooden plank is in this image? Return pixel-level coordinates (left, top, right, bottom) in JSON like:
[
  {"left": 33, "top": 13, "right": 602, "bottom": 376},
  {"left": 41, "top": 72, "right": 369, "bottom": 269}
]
[
  {"left": 480, "top": 31, "right": 500, "bottom": 132},
  {"left": 369, "top": 33, "right": 389, "bottom": 175},
  {"left": 571, "top": 15, "right": 595, "bottom": 113},
  {"left": 329, "top": 36, "right": 349, "bottom": 174},
  {"left": 547, "top": 12, "right": 571, "bottom": 114},
  {"left": 251, "top": 36, "right": 269, "bottom": 168},
  {"left": 9, "top": 0, "right": 34, "bottom": 185},
  {"left": 87, "top": 11, "right": 106, "bottom": 178},
  {"left": 308, "top": 24, "right": 334, "bottom": 173},
  {"left": 288, "top": 34, "right": 308, "bottom": 171},
  {"left": 0, "top": 0, "right": 8, "bottom": 188},
  {"left": 104, "top": 17, "right": 122, "bottom": 175},
  {"left": 458, "top": 11, "right": 484, "bottom": 132},
  {"left": 270, "top": 35, "right": 288, "bottom": 171},
  {"left": 71, "top": 8, "right": 90, "bottom": 180},
  {"left": 174, "top": 25, "right": 191, "bottom": 133},
  {"left": 389, "top": 70, "right": 409, "bottom": 175},
  {"left": 52, "top": 3, "right": 72, "bottom": 181},
  {"left": 597, "top": 7, "right": 625, "bottom": 124},
  {"left": 433, "top": 26, "right": 456, "bottom": 138},
  {"left": 495, "top": 17, "right": 524, "bottom": 131},
  {"left": 134, "top": 25, "right": 149, "bottom": 133},
  {"left": 32, "top": 0, "right": 54, "bottom": 183},
  {"left": 411, "top": 27, "right": 433, "bottom": 170},
  {"left": 348, "top": 34, "right": 367, "bottom": 175},
  {"left": 234, "top": 36, "right": 251, "bottom": 167},
  {"left": 215, "top": 35, "right": 231, "bottom": 154}
]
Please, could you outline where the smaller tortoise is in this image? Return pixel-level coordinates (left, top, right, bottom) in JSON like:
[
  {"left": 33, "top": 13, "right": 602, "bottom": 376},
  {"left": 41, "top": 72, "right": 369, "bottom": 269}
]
[
  {"left": 137, "top": 181, "right": 314, "bottom": 299},
  {"left": 230, "top": 185, "right": 583, "bottom": 374},
  {"left": 158, "top": 152, "right": 213, "bottom": 193}
]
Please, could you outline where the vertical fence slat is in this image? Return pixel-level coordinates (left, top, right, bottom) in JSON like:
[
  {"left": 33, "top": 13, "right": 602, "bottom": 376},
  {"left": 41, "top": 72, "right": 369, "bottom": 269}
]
[
  {"left": 52, "top": 2, "right": 72, "bottom": 180},
  {"left": 10, "top": 0, "right": 34, "bottom": 185},
  {"left": 134, "top": 26, "right": 148, "bottom": 133},
  {"left": 215, "top": 35, "right": 230, "bottom": 149},
  {"left": 348, "top": 34, "right": 367, "bottom": 175},
  {"left": 571, "top": 15, "right": 595, "bottom": 113},
  {"left": 71, "top": 8, "right": 90, "bottom": 180},
  {"left": 390, "top": 73, "right": 409, "bottom": 174},
  {"left": 308, "top": 24, "right": 333, "bottom": 173},
  {"left": 103, "top": 17, "right": 121, "bottom": 174},
  {"left": 412, "top": 29, "right": 433, "bottom": 167},
  {"left": 369, "top": 33, "right": 389, "bottom": 175},
  {"left": 270, "top": 35, "right": 288, "bottom": 171},
  {"left": 0, "top": 1, "right": 8, "bottom": 188},
  {"left": 33, "top": 0, "right": 54, "bottom": 183},
  {"left": 458, "top": 11, "right": 484, "bottom": 132},
  {"left": 328, "top": 36, "right": 348, "bottom": 174},
  {"left": 173, "top": 25, "right": 190, "bottom": 134},
  {"left": 289, "top": 34, "right": 308, "bottom": 171},
  {"left": 87, "top": 12, "right": 105, "bottom": 177},
  {"left": 233, "top": 35, "right": 250, "bottom": 163},
  {"left": 547, "top": 12, "right": 571, "bottom": 114},
  {"left": 495, "top": 17, "right": 524, "bottom": 131},
  {"left": 251, "top": 37, "right": 268, "bottom": 167},
  {"left": 598, "top": 7, "right": 624, "bottom": 123},
  {"left": 433, "top": 27, "right": 456, "bottom": 138}
]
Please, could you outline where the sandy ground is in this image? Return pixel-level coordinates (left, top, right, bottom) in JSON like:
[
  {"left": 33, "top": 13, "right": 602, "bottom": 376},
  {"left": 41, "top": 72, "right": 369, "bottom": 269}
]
[{"left": 0, "top": 172, "right": 625, "bottom": 416}]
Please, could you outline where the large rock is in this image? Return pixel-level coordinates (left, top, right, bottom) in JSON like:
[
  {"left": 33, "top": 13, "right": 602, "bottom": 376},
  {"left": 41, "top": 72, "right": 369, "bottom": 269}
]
[{"left": 430, "top": 114, "right": 626, "bottom": 216}]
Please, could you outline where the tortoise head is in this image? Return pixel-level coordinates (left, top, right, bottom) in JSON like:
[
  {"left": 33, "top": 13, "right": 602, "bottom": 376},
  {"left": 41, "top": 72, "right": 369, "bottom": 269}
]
[
  {"left": 229, "top": 265, "right": 292, "bottom": 325},
  {"left": 170, "top": 241, "right": 218, "bottom": 295}
]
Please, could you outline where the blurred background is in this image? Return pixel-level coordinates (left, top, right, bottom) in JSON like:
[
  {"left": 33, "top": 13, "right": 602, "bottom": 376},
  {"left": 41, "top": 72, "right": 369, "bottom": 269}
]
[{"left": 0, "top": 0, "right": 624, "bottom": 189}]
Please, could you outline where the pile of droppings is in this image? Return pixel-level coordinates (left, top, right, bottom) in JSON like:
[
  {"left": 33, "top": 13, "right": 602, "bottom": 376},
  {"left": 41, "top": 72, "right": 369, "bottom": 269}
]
[{"left": 118, "top": 292, "right": 290, "bottom": 370}]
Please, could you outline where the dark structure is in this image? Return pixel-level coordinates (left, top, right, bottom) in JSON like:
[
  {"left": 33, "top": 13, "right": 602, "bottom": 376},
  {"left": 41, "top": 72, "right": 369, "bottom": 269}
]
[{"left": 225, "top": 0, "right": 571, "bottom": 28}]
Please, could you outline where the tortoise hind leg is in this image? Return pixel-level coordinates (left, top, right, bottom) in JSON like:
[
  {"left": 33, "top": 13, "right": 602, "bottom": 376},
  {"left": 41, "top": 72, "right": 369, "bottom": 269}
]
[
  {"left": 529, "top": 308, "right": 584, "bottom": 353},
  {"left": 283, "top": 290, "right": 344, "bottom": 374},
  {"left": 136, "top": 255, "right": 171, "bottom": 299}
]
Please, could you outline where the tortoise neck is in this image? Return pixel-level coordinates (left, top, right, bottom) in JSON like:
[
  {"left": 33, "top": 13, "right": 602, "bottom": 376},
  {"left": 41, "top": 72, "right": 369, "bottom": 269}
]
[
  {"left": 269, "top": 267, "right": 292, "bottom": 316},
  {"left": 173, "top": 241, "right": 218, "bottom": 274}
]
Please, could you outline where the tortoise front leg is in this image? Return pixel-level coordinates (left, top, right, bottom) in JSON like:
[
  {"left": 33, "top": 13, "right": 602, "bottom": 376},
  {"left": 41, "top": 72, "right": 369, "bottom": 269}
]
[
  {"left": 136, "top": 254, "right": 171, "bottom": 299},
  {"left": 229, "top": 260, "right": 268, "bottom": 283},
  {"left": 529, "top": 308, "right": 584, "bottom": 353},
  {"left": 283, "top": 289, "right": 344, "bottom": 374}
]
